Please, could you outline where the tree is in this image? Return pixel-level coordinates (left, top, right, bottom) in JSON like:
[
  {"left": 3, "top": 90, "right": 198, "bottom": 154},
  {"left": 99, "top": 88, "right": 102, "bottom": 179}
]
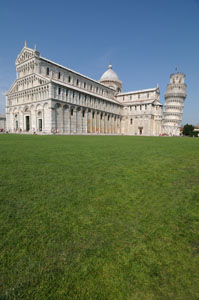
[{"left": 183, "top": 124, "right": 195, "bottom": 136}]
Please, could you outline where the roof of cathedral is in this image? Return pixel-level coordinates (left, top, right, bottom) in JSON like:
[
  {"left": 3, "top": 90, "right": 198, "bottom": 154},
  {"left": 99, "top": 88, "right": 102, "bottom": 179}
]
[
  {"left": 100, "top": 65, "right": 122, "bottom": 83},
  {"left": 118, "top": 87, "right": 159, "bottom": 96},
  {"left": 40, "top": 56, "right": 116, "bottom": 91}
]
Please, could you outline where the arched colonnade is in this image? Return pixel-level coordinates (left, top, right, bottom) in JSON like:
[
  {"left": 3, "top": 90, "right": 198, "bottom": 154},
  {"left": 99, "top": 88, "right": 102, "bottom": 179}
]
[
  {"left": 7, "top": 102, "right": 122, "bottom": 134},
  {"left": 54, "top": 103, "right": 122, "bottom": 134}
]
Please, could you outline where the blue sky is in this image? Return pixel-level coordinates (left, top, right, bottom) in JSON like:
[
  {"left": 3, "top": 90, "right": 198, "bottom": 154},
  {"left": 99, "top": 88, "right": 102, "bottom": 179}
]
[{"left": 0, "top": 0, "right": 198, "bottom": 124}]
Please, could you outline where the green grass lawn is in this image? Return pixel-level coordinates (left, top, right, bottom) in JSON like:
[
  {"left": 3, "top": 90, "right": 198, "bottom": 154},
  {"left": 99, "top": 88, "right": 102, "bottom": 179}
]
[{"left": 0, "top": 135, "right": 199, "bottom": 300}]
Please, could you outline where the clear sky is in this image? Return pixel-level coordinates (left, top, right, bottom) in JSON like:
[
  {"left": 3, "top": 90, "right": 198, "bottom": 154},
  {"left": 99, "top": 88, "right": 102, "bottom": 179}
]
[{"left": 0, "top": 0, "right": 198, "bottom": 125}]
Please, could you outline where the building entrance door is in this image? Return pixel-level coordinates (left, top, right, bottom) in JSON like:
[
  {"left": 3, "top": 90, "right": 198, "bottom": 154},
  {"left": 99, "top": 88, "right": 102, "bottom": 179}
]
[
  {"left": 26, "top": 116, "right": 30, "bottom": 131},
  {"left": 138, "top": 127, "right": 143, "bottom": 135},
  {"left": 39, "top": 119, "right": 42, "bottom": 131}
]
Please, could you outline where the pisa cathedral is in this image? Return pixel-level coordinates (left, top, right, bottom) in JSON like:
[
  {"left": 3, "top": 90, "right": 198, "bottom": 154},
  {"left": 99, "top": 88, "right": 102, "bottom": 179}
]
[{"left": 6, "top": 43, "right": 187, "bottom": 136}]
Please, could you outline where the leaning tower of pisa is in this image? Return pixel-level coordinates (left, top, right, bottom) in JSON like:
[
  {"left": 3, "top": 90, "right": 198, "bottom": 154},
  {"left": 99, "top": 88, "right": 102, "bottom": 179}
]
[{"left": 163, "top": 72, "right": 187, "bottom": 136}]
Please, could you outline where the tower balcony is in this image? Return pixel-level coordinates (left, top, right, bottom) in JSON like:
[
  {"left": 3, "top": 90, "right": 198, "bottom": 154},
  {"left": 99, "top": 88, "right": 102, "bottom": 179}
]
[
  {"left": 164, "top": 111, "right": 182, "bottom": 116},
  {"left": 166, "top": 83, "right": 187, "bottom": 91},
  {"left": 164, "top": 105, "right": 183, "bottom": 110},
  {"left": 164, "top": 92, "right": 187, "bottom": 99},
  {"left": 165, "top": 99, "right": 184, "bottom": 105},
  {"left": 163, "top": 119, "right": 181, "bottom": 125}
]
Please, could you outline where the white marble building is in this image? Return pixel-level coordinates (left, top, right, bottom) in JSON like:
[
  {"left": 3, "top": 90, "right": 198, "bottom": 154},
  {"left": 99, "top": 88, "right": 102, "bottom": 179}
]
[
  {"left": 162, "top": 73, "right": 187, "bottom": 136},
  {"left": 6, "top": 43, "right": 186, "bottom": 136}
]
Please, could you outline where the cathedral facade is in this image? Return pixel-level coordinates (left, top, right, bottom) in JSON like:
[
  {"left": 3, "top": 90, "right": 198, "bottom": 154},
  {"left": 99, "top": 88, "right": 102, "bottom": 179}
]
[{"left": 6, "top": 43, "right": 186, "bottom": 136}]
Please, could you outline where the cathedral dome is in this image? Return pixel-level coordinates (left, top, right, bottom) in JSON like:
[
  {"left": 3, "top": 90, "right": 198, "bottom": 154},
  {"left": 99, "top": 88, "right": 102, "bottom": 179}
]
[
  {"left": 100, "top": 65, "right": 121, "bottom": 83},
  {"left": 99, "top": 64, "right": 122, "bottom": 93}
]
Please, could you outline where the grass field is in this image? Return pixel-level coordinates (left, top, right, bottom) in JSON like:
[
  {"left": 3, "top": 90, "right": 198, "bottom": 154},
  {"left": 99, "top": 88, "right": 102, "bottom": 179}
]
[{"left": 0, "top": 135, "right": 199, "bottom": 300}]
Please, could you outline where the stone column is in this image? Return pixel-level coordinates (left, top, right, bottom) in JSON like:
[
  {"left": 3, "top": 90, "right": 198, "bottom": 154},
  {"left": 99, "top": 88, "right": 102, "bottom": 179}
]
[
  {"left": 51, "top": 107, "right": 56, "bottom": 133},
  {"left": 96, "top": 112, "right": 100, "bottom": 133},
  {"left": 76, "top": 108, "right": 82, "bottom": 134},
  {"left": 82, "top": 109, "right": 87, "bottom": 133},
  {"left": 100, "top": 113, "right": 104, "bottom": 133},
  {"left": 60, "top": 106, "right": 64, "bottom": 133},
  {"left": 108, "top": 115, "right": 111, "bottom": 133},
  {"left": 41, "top": 108, "right": 45, "bottom": 133},
  {"left": 119, "top": 118, "right": 122, "bottom": 134},
  {"left": 117, "top": 117, "right": 121, "bottom": 133},
  {"left": 112, "top": 116, "right": 115, "bottom": 134},
  {"left": 113, "top": 116, "right": 116, "bottom": 134},
  {"left": 54, "top": 106, "right": 58, "bottom": 132},
  {"left": 87, "top": 110, "right": 92, "bottom": 133},
  {"left": 109, "top": 115, "right": 112, "bottom": 133},
  {"left": 70, "top": 107, "right": 77, "bottom": 134},
  {"left": 56, "top": 104, "right": 63, "bottom": 133},
  {"left": 107, "top": 115, "right": 111, "bottom": 133},
  {"left": 20, "top": 110, "right": 24, "bottom": 132},
  {"left": 63, "top": 106, "right": 69, "bottom": 134},
  {"left": 92, "top": 111, "right": 96, "bottom": 133},
  {"left": 111, "top": 115, "right": 114, "bottom": 133},
  {"left": 33, "top": 111, "right": 37, "bottom": 133},
  {"left": 104, "top": 114, "right": 108, "bottom": 133}
]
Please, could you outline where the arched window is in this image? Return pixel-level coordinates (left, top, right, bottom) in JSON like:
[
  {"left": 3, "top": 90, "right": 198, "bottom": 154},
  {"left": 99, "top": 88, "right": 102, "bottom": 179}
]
[
  {"left": 46, "top": 67, "right": 49, "bottom": 76},
  {"left": 130, "top": 119, "right": 133, "bottom": 125},
  {"left": 71, "top": 109, "right": 73, "bottom": 116},
  {"left": 117, "top": 87, "right": 121, "bottom": 93}
]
